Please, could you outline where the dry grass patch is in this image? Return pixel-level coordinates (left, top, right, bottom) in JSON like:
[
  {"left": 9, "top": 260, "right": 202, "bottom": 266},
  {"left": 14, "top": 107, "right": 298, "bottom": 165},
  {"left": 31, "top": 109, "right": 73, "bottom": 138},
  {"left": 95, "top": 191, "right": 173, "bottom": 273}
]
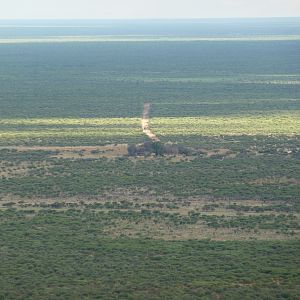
[{"left": 249, "top": 177, "right": 300, "bottom": 186}]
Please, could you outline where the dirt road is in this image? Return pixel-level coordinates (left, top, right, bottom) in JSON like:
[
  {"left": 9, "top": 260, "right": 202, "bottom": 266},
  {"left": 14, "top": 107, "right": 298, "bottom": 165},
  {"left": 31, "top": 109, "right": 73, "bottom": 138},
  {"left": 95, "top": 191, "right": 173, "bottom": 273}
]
[{"left": 142, "top": 103, "right": 160, "bottom": 142}]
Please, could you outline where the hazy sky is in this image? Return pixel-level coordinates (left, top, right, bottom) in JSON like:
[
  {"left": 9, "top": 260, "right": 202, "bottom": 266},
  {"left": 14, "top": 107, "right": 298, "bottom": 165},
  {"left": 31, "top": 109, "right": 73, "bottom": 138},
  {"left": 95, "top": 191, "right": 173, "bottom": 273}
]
[{"left": 0, "top": 0, "right": 299, "bottom": 19}]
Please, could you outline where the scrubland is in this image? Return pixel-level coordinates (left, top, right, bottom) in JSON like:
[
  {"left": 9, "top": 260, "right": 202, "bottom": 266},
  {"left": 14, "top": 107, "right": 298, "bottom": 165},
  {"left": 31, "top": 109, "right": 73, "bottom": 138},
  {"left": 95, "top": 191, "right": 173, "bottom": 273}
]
[{"left": 0, "top": 25, "right": 299, "bottom": 299}]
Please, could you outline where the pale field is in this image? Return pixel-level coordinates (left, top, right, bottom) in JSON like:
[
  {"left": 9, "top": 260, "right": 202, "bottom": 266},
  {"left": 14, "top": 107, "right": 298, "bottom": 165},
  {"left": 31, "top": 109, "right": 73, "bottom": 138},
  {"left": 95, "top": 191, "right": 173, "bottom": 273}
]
[
  {"left": 0, "top": 113, "right": 299, "bottom": 145},
  {"left": 1, "top": 35, "right": 300, "bottom": 44}
]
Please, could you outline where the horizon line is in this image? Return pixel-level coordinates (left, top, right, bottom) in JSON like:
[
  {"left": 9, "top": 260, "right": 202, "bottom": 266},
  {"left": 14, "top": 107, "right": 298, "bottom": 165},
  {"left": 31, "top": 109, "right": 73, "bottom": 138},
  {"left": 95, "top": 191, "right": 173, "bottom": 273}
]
[{"left": 1, "top": 16, "right": 300, "bottom": 21}]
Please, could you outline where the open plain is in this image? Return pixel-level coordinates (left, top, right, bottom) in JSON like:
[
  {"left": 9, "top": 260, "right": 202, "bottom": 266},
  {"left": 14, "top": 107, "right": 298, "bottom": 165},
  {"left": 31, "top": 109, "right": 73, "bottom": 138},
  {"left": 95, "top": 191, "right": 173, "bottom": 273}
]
[{"left": 0, "top": 19, "right": 299, "bottom": 299}]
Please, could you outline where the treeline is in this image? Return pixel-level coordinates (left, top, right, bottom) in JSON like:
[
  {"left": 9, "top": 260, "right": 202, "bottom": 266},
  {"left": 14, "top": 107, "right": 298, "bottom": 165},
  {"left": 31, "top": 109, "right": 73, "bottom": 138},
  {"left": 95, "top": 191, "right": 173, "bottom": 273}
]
[{"left": 128, "top": 141, "right": 198, "bottom": 156}]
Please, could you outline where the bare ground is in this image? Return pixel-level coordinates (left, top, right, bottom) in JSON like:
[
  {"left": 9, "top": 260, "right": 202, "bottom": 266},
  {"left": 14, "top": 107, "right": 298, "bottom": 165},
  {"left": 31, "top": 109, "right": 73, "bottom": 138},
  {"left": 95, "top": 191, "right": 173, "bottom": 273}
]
[{"left": 0, "top": 144, "right": 129, "bottom": 158}]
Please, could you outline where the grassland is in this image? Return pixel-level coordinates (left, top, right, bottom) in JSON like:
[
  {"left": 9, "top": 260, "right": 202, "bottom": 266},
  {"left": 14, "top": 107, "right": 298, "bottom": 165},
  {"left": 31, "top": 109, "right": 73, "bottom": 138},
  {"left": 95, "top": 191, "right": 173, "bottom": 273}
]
[
  {"left": 0, "top": 21, "right": 299, "bottom": 299},
  {"left": 0, "top": 118, "right": 143, "bottom": 146},
  {"left": 152, "top": 113, "right": 299, "bottom": 136},
  {"left": 1, "top": 113, "right": 298, "bottom": 146}
]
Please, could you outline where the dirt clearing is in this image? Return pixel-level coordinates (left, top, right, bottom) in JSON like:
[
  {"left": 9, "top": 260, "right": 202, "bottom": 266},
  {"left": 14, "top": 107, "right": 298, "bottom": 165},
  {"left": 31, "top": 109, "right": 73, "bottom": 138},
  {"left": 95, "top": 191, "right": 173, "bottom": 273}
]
[{"left": 0, "top": 144, "right": 129, "bottom": 158}]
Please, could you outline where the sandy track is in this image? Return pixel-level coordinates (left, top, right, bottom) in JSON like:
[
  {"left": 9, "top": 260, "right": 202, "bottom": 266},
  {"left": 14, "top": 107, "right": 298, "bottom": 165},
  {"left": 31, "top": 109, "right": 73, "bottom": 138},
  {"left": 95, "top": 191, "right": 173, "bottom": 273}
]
[{"left": 141, "top": 103, "right": 160, "bottom": 142}]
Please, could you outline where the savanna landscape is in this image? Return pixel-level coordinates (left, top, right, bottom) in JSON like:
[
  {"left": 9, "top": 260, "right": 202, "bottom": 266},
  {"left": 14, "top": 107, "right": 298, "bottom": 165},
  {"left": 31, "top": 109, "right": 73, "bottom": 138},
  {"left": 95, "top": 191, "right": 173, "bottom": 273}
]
[{"left": 0, "top": 18, "right": 299, "bottom": 299}]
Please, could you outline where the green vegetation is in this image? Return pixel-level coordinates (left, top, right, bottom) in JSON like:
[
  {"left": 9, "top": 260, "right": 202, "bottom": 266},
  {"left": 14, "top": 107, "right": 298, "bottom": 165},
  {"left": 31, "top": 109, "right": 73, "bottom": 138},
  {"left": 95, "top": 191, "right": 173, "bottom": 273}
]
[
  {"left": 0, "top": 209, "right": 300, "bottom": 299},
  {"left": 0, "top": 22, "right": 299, "bottom": 299},
  {"left": 0, "top": 118, "right": 143, "bottom": 146},
  {"left": 0, "top": 150, "right": 299, "bottom": 201},
  {"left": 152, "top": 114, "right": 300, "bottom": 137},
  {"left": 1, "top": 113, "right": 298, "bottom": 146},
  {"left": 1, "top": 42, "right": 299, "bottom": 120}
]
